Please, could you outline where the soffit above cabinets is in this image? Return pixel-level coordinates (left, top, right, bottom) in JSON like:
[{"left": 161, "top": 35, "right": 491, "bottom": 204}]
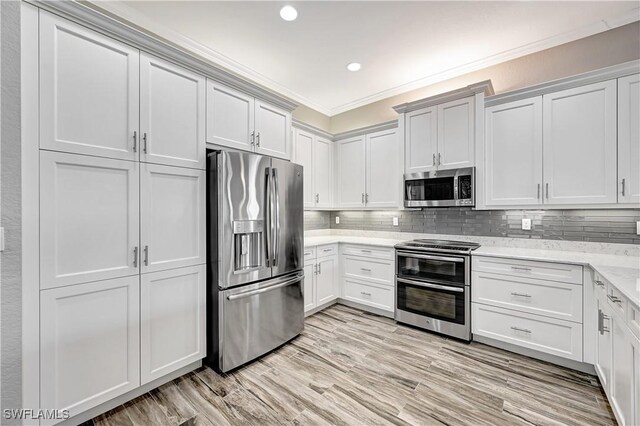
[{"left": 88, "top": 1, "right": 638, "bottom": 116}]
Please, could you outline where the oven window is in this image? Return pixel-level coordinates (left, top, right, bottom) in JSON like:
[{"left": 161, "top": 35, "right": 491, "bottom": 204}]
[
  {"left": 397, "top": 280, "right": 466, "bottom": 324},
  {"left": 405, "top": 176, "right": 455, "bottom": 201},
  {"left": 397, "top": 253, "right": 466, "bottom": 285}
]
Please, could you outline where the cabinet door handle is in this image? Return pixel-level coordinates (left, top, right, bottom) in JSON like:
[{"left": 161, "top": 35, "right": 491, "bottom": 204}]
[
  {"left": 607, "top": 294, "right": 622, "bottom": 305},
  {"left": 537, "top": 184, "right": 540, "bottom": 199},
  {"left": 438, "top": 153, "right": 442, "bottom": 166},
  {"left": 362, "top": 193, "right": 365, "bottom": 204},
  {"left": 133, "top": 131, "right": 137, "bottom": 152},
  {"left": 432, "top": 153, "right": 436, "bottom": 166},
  {"left": 133, "top": 246, "right": 138, "bottom": 268},
  {"left": 143, "top": 132, "right": 148, "bottom": 153},
  {"left": 621, "top": 178, "right": 626, "bottom": 196},
  {"left": 143, "top": 245, "right": 149, "bottom": 266},
  {"left": 256, "top": 132, "right": 261, "bottom": 147},
  {"left": 595, "top": 280, "right": 605, "bottom": 288},
  {"left": 318, "top": 262, "right": 322, "bottom": 274},
  {"left": 365, "top": 193, "right": 369, "bottom": 203},
  {"left": 510, "top": 326, "right": 532, "bottom": 334},
  {"left": 315, "top": 193, "right": 319, "bottom": 203},
  {"left": 251, "top": 131, "right": 255, "bottom": 146},
  {"left": 545, "top": 183, "right": 549, "bottom": 199},
  {"left": 510, "top": 292, "right": 531, "bottom": 298}
]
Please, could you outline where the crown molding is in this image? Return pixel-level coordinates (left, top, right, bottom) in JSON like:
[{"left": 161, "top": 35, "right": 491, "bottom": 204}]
[
  {"left": 393, "top": 80, "right": 494, "bottom": 114},
  {"left": 291, "top": 119, "right": 334, "bottom": 141},
  {"left": 485, "top": 60, "right": 640, "bottom": 107},
  {"left": 30, "top": 0, "right": 299, "bottom": 112},
  {"left": 333, "top": 120, "right": 398, "bottom": 141}
]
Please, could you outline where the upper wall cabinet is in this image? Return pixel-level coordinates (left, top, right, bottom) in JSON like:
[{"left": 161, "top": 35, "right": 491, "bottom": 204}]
[
  {"left": 542, "top": 80, "right": 617, "bottom": 205},
  {"left": 336, "top": 136, "right": 367, "bottom": 208},
  {"left": 207, "top": 81, "right": 292, "bottom": 160},
  {"left": 40, "top": 11, "right": 139, "bottom": 161},
  {"left": 618, "top": 74, "right": 640, "bottom": 204},
  {"left": 140, "top": 53, "right": 206, "bottom": 169},
  {"left": 485, "top": 97, "right": 543, "bottom": 206},
  {"left": 405, "top": 106, "right": 437, "bottom": 174},
  {"left": 293, "top": 128, "right": 333, "bottom": 209},
  {"left": 437, "top": 97, "right": 475, "bottom": 170}
]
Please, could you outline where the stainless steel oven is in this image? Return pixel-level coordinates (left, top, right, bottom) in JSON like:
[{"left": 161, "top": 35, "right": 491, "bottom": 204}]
[
  {"left": 394, "top": 240, "right": 479, "bottom": 341},
  {"left": 404, "top": 167, "right": 474, "bottom": 208}
]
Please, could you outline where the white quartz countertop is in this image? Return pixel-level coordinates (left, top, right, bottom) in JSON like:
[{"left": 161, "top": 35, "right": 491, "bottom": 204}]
[{"left": 304, "top": 233, "right": 640, "bottom": 308}]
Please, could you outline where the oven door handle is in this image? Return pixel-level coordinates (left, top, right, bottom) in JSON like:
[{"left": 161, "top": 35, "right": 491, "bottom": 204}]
[
  {"left": 396, "top": 251, "right": 465, "bottom": 263},
  {"left": 396, "top": 277, "right": 465, "bottom": 293}
]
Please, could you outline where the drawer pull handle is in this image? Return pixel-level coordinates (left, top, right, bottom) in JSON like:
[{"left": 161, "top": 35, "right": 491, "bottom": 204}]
[
  {"left": 361, "top": 250, "right": 372, "bottom": 253},
  {"left": 323, "top": 249, "right": 332, "bottom": 252},
  {"left": 607, "top": 294, "right": 622, "bottom": 305},
  {"left": 360, "top": 291, "right": 372, "bottom": 296},
  {"left": 304, "top": 251, "right": 312, "bottom": 255},
  {"left": 595, "top": 280, "right": 605, "bottom": 287},
  {"left": 360, "top": 268, "right": 372, "bottom": 272},
  {"left": 510, "top": 292, "right": 532, "bottom": 298},
  {"left": 511, "top": 266, "right": 531, "bottom": 271},
  {"left": 510, "top": 326, "right": 532, "bottom": 334}
]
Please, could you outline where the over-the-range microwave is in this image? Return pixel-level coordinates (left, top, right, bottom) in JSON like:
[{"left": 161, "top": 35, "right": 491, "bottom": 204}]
[{"left": 404, "top": 167, "right": 475, "bottom": 208}]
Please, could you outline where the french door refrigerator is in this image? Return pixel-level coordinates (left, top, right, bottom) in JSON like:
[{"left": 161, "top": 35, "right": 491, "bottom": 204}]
[{"left": 206, "top": 149, "right": 304, "bottom": 372}]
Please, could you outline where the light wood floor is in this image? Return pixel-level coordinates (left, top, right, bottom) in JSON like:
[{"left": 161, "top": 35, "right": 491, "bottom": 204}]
[{"left": 89, "top": 304, "right": 615, "bottom": 426}]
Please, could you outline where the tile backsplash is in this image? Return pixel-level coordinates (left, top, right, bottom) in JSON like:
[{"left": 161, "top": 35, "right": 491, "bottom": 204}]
[{"left": 305, "top": 209, "right": 640, "bottom": 244}]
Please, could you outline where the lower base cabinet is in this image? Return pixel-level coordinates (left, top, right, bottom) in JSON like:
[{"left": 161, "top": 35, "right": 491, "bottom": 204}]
[
  {"left": 304, "top": 244, "right": 338, "bottom": 313},
  {"left": 40, "top": 276, "right": 141, "bottom": 422},
  {"left": 316, "top": 256, "right": 338, "bottom": 305},
  {"left": 140, "top": 264, "right": 206, "bottom": 384}
]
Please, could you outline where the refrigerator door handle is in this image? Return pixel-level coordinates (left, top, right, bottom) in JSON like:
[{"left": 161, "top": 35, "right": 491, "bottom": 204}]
[
  {"left": 272, "top": 168, "right": 280, "bottom": 267},
  {"left": 265, "top": 167, "right": 272, "bottom": 267}
]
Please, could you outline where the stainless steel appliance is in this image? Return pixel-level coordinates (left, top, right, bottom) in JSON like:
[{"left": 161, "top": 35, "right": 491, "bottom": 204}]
[
  {"left": 394, "top": 239, "right": 480, "bottom": 341},
  {"left": 206, "top": 149, "right": 304, "bottom": 372},
  {"left": 404, "top": 167, "right": 475, "bottom": 208}
]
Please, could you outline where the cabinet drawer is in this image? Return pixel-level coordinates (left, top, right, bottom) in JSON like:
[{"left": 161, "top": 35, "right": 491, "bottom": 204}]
[
  {"left": 473, "top": 256, "right": 583, "bottom": 285},
  {"left": 317, "top": 244, "right": 338, "bottom": 258},
  {"left": 472, "top": 303, "right": 583, "bottom": 361},
  {"left": 303, "top": 246, "right": 316, "bottom": 261},
  {"left": 343, "top": 256, "right": 393, "bottom": 286},
  {"left": 472, "top": 272, "right": 582, "bottom": 322},
  {"left": 341, "top": 244, "right": 394, "bottom": 260},
  {"left": 343, "top": 279, "right": 394, "bottom": 312}
]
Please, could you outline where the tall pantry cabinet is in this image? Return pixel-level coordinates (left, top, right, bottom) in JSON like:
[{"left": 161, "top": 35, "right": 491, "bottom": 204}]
[{"left": 36, "top": 11, "right": 206, "bottom": 421}]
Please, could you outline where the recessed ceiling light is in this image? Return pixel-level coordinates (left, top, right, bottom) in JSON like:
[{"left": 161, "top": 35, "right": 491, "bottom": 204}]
[
  {"left": 347, "top": 62, "right": 362, "bottom": 72},
  {"left": 280, "top": 5, "right": 298, "bottom": 21}
]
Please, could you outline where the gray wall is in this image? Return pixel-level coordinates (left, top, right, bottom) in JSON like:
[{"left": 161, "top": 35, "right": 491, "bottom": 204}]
[
  {"left": 1, "top": 0, "right": 22, "bottom": 417},
  {"left": 305, "top": 209, "right": 640, "bottom": 244}
]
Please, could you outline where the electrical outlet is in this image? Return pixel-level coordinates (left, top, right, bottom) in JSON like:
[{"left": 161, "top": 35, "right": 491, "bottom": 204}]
[
  {"left": 393, "top": 217, "right": 399, "bottom": 226},
  {"left": 335, "top": 216, "right": 340, "bottom": 224},
  {"left": 637, "top": 221, "right": 640, "bottom": 235},
  {"left": 521, "top": 218, "right": 532, "bottom": 231}
]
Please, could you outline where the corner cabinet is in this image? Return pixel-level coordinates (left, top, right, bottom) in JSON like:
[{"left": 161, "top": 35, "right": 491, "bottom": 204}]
[
  {"left": 293, "top": 128, "right": 333, "bottom": 209},
  {"left": 207, "top": 81, "right": 292, "bottom": 160},
  {"left": 336, "top": 136, "right": 367, "bottom": 208},
  {"left": 303, "top": 244, "right": 339, "bottom": 313}
]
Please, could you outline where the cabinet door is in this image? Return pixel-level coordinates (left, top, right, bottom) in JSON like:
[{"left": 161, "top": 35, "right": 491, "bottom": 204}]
[
  {"left": 140, "top": 164, "right": 206, "bottom": 274},
  {"left": 485, "top": 97, "right": 543, "bottom": 206},
  {"left": 314, "top": 137, "right": 333, "bottom": 208},
  {"left": 40, "top": 151, "right": 140, "bottom": 289},
  {"left": 206, "top": 81, "right": 255, "bottom": 151},
  {"left": 405, "top": 107, "right": 437, "bottom": 173},
  {"left": 41, "top": 276, "right": 140, "bottom": 421},
  {"left": 611, "top": 315, "right": 637, "bottom": 426},
  {"left": 543, "top": 80, "right": 617, "bottom": 205},
  {"left": 140, "top": 53, "right": 206, "bottom": 169},
  {"left": 595, "top": 299, "right": 613, "bottom": 392},
  {"left": 303, "top": 261, "right": 316, "bottom": 312},
  {"left": 141, "top": 265, "right": 205, "bottom": 384},
  {"left": 316, "top": 256, "right": 338, "bottom": 306},
  {"left": 40, "top": 12, "right": 139, "bottom": 161},
  {"left": 255, "top": 100, "right": 291, "bottom": 160},
  {"left": 366, "top": 129, "right": 400, "bottom": 208},
  {"left": 336, "top": 136, "right": 366, "bottom": 208},
  {"left": 437, "top": 97, "right": 474, "bottom": 170},
  {"left": 618, "top": 74, "right": 640, "bottom": 205},
  {"left": 294, "top": 129, "right": 315, "bottom": 208}
]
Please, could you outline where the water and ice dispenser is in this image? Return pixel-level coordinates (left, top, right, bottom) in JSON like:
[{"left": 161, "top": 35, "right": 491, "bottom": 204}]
[{"left": 232, "top": 220, "right": 264, "bottom": 272}]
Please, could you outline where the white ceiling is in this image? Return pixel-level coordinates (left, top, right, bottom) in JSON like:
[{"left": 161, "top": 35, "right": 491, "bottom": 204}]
[{"left": 93, "top": 1, "right": 639, "bottom": 116}]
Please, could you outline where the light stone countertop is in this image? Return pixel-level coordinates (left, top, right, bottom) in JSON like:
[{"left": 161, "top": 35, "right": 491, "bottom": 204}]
[{"left": 304, "top": 230, "right": 640, "bottom": 309}]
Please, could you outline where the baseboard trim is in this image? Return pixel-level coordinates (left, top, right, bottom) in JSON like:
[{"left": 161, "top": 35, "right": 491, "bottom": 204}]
[
  {"left": 336, "top": 298, "right": 395, "bottom": 318},
  {"left": 304, "top": 299, "right": 339, "bottom": 317}
]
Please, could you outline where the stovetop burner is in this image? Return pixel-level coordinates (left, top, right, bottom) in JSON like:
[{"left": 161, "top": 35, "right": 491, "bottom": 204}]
[{"left": 395, "top": 239, "right": 481, "bottom": 254}]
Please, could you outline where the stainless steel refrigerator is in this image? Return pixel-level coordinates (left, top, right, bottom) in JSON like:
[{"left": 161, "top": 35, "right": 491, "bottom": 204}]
[{"left": 206, "top": 149, "right": 304, "bottom": 372}]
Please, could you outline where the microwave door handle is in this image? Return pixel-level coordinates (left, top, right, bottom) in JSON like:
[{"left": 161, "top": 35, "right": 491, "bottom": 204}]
[
  {"left": 396, "top": 277, "right": 464, "bottom": 293},
  {"left": 453, "top": 175, "right": 459, "bottom": 200},
  {"left": 396, "top": 251, "right": 465, "bottom": 263}
]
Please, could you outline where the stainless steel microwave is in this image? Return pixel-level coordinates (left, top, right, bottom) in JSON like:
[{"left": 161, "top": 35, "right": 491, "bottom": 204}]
[{"left": 404, "top": 167, "right": 475, "bottom": 208}]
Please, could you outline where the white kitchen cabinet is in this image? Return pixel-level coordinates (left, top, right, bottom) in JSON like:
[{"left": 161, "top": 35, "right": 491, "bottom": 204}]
[
  {"left": 39, "top": 11, "right": 139, "bottom": 161},
  {"left": 40, "top": 151, "right": 140, "bottom": 289},
  {"left": 366, "top": 129, "right": 400, "bottom": 208},
  {"left": 542, "top": 80, "right": 617, "bottom": 205},
  {"left": 618, "top": 73, "right": 640, "bottom": 205},
  {"left": 294, "top": 129, "right": 315, "bottom": 208},
  {"left": 595, "top": 298, "right": 613, "bottom": 390},
  {"left": 336, "top": 136, "right": 366, "bottom": 208},
  {"left": 303, "top": 261, "right": 317, "bottom": 312},
  {"left": 40, "top": 276, "right": 140, "bottom": 421},
  {"left": 316, "top": 256, "right": 338, "bottom": 306},
  {"left": 485, "top": 97, "right": 543, "bottom": 206},
  {"left": 404, "top": 106, "right": 437, "bottom": 174},
  {"left": 141, "top": 265, "right": 205, "bottom": 384},
  {"left": 140, "top": 53, "right": 206, "bottom": 169},
  {"left": 206, "top": 81, "right": 255, "bottom": 151},
  {"left": 437, "top": 96, "right": 475, "bottom": 170},
  {"left": 314, "top": 137, "right": 333, "bottom": 208},
  {"left": 140, "top": 164, "right": 206, "bottom": 274},
  {"left": 610, "top": 311, "right": 638, "bottom": 426},
  {"left": 255, "top": 100, "right": 291, "bottom": 160}
]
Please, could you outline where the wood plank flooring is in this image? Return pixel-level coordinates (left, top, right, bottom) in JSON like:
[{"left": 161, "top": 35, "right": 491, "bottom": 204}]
[{"left": 89, "top": 304, "right": 615, "bottom": 426}]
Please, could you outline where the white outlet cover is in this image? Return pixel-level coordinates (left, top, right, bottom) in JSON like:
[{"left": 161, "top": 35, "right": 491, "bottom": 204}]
[
  {"left": 393, "top": 217, "right": 399, "bottom": 226},
  {"left": 637, "top": 221, "right": 640, "bottom": 235},
  {"left": 335, "top": 216, "right": 340, "bottom": 224},
  {"left": 521, "top": 218, "right": 532, "bottom": 231}
]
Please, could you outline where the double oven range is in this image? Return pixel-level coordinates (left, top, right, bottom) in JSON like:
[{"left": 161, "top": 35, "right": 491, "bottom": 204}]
[{"left": 394, "top": 239, "right": 480, "bottom": 341}]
